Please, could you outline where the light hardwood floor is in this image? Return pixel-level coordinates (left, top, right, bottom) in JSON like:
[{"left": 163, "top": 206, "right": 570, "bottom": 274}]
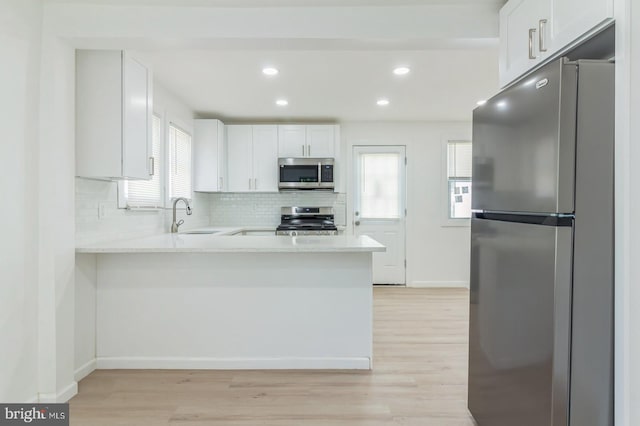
[{"left": 69, "top": 287, "right": 475, "bottom": 425}]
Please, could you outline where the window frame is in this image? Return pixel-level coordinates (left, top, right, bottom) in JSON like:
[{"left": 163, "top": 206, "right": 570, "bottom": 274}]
[
  {"left": 441, "top": 138, "right": 472, "bottom": 227},
  {"left": 165, "top": 116, "right": 194, "bottom": 206}
]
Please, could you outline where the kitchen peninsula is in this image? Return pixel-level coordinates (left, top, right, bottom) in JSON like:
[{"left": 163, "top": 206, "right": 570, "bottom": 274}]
[{"left": 75, "top": 233, "right": 385, "bottom": 376}]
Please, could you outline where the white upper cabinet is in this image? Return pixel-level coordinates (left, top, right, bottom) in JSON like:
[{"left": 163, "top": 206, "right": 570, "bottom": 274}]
[
  {"left": 226, "top": 125, "right": 253, "bottom": 192},
  {"left": 499, "top": 0, "right": 550, "bottom": 88},
  {"left": 76, "top": 50, "right": 153, "bottom": 180},
  {"left": 306, "top": 125, "right": 336, "bottom": 158},
  {"left": 548, "top": 0, "right": 614, "bottom": 54},
  {"left": 252, "top": 126, "right": 279, "bottom": 192},
  {"left": 499, "top": 0, "right": 613, "bottom": 87},
  {"left": 193, "top": 119, "right": 225, "bottom": 192},
  {"left": 277, "top": 124, "right": 336, "bottom": 158},
  {"left": 278, "top": 125, "right": 307, "bottom": 157},
  {"left": 226, "top": 125, "right": 279, "bottom": 192}
]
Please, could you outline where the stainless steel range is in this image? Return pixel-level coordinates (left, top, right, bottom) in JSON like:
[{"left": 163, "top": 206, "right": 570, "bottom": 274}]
[{"left": 276, "top": 207, "right": 338, "bottom": 236}]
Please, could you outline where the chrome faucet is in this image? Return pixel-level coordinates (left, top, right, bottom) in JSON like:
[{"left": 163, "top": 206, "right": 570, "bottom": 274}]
[{"left": 171, "top": 197, "right": 192, "bottom": 233}]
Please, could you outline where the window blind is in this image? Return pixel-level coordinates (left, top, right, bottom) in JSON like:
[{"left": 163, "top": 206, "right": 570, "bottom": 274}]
[
  {"left": 168, "top": 123, "right": 192, "bottom": 200},
  {"left": 125, "top": 115, "right": 163, "bottom": 207},
  {"left": 447, "top": 141, "right": 472, "bottom": 178}
]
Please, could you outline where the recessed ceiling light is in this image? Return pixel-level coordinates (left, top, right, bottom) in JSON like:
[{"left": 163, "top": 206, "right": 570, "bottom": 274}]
[
  {"left": 262, "top": 67, "right": 279, "bottom": 76},
  {"left": 393, "top": 67, "right": 411, "bottom": 76},
  {"left": 276, "top": 99, "right": 288, "bottom": 106},
  {"left": 376, "top": 99, "right": 390, "bottom": 106},
  {"left": 496, "top": 100, "right": 507, "bottom": 109},
  {"left": 477, "top": 100, "right": 487, "bottom": 106}
]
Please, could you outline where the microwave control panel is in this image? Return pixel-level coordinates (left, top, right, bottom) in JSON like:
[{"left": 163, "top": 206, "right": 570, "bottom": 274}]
[{"left": 321, "top": 165, "right": 334, "bottom": 182}]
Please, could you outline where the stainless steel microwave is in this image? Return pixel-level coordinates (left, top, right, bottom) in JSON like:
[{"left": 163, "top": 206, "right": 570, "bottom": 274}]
[{"left": 278, "top": 158, "right": 335, "bottom": 191}]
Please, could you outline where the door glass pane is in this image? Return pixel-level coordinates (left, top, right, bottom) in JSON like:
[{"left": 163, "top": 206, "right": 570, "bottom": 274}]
[{"left": 360, "top": 153, "right": 400, "bottom": 219}]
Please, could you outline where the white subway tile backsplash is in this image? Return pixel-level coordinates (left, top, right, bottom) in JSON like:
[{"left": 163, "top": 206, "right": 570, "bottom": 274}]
[
  {"left": 208, "top": 192, "right": 346, "bottom": 227},
  {"left": 76, "top": 176, "right": 346, "bottom": 245},
  {"left": 75, "top": 178, "right": 210, "bottom": 245}
]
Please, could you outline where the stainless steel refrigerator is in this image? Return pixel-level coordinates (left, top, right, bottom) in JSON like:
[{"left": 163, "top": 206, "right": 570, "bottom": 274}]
[{"left": 468, "top": 58, "right": 614, "bottom": 426}]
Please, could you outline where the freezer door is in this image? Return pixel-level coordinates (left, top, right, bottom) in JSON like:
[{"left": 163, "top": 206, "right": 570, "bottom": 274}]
[
  {"left": 472, "top": 59, "right": 577, "bottom": 214},
  {"left": 468, "top": 218, "right": 572, "bottom": 426}
]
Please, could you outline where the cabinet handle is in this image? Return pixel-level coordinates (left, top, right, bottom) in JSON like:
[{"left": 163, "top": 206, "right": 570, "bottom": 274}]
[
  {"left": 528, "top": 28, "right": 537, "bottom": 59},
  {"left": 149, "top": 157, "right": 155, "bottom": 176},
  {"left": 539, "top": 19, "right": 548, "bottom": 52},
  {"left": 254, "top": 178, "right": 258, "bottom": 190},
  {"left": 219, "top": 177, "right": 223, "bottom": 191},
  {"left": 249, "top": 178, "right": 252, "bottom": 190},
  {"left": 308, "top": 144, "right": 311, "bottom": 156},
  {"left": 302, "top": 145, "right": 305, "bottom": 156}
]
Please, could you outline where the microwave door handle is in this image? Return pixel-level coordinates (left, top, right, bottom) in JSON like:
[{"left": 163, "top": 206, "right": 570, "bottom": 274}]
[{"left": 318, "top": 162, "right": 322, "bottom": 185}]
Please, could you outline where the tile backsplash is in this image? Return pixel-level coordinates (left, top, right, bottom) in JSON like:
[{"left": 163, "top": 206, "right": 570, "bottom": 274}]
[
  {"left": 208, "top": 192, "right": 347, "bottom": 227},
  {"left": 76, "top": 178, "right": 347, "bottom": 245},
  {"left": 75, "top": 178, "right": 210, "bottom": 245}
]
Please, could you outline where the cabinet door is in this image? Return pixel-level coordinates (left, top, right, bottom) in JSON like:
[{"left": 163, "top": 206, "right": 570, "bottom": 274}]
[
  {"left": 122, "top": 54, "right": 152, "bottom": 179},
  {"left": 499, "top": 0, "right": 550, "bottom": 87},
  {"left": 226, "top": 125, "right": 253, "bottom": 192},
  {"left": 217, "top": 123, "right": 226, "bottom": 191},
  {"left": 306, "top": 125, "right": 335, "bottom": 158},
  {"left": 252, "top": 125, "right": 279, "bottom": 192},
  {"left": 193, "top": 119, "right": 222, "bottom": 192},
  {"left": 278, "top": 125, "right": 306, "bottom": 157},
  {"left": 548, "top": 0, "right": 613, "bottom": 55}
]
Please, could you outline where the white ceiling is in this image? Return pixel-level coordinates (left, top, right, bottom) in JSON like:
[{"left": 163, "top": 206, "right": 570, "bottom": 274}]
[
  {"left": 47, "top": 0, "right": 506, "bottom": 6},
  {"left": 50, "top": 0, "right": 503, "bottom": 122},
  {"left": 139, "top": 48, "right": 499, "bottom": 122}
]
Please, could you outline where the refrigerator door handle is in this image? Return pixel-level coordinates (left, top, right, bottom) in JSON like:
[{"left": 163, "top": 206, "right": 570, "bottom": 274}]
[{"left": 551, "top": 226, "right": 573, "bottom": 426}]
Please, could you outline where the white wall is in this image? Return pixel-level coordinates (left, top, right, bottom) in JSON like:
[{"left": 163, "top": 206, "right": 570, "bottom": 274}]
[
  {"left": 0, "top": 0, "right": 43, "bottom": 403},
  {"left": 37, "top": 14, "right": 78, "bottom": 403},
  {"left": 615, "top": 0, "right": 640, "bottom": 424},
  {"left": 342, "top": 122, "right": 472, "bottom": 288}
]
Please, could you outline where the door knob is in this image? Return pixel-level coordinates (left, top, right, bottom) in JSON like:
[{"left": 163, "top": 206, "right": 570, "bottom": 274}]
[{"left": 355, "top": 221, "right": 361, "bottom": 226}]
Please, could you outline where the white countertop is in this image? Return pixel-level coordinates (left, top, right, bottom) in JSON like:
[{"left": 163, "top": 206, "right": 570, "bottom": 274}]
[{"left": 75, "top": 227, "right": 385, "bottom": 254}]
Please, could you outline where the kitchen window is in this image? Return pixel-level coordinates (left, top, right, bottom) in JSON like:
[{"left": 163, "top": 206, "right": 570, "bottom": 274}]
[
  {"left": 168, "top": 123, "right": 193, "bottom": 200},
  {"left": 122, "top": 114, "right": 164, "bottom": 208},
  {"left": 446, "top": 140, "right": 472, "bottom": 221}
]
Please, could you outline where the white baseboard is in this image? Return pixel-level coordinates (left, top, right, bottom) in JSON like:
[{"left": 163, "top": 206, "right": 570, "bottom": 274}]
[
  {"left": 409, "top": 280, "right": 469, "bottom": 288},
  {"left": 38, "top": 382, "right": 78, "bottom": 403},
  {"left": 75, "top": 359, "right": 97, "bottom": 382},
  {"left": 96, "top": 356, "right": 371, "bottom": 370},
  {"left": 25, "top": 396, "right": 39, "bottom": 404}
]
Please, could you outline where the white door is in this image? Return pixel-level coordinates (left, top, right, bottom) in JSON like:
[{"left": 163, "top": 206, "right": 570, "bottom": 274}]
[
  {"left": 306, "top": 125, "right": 335, "bottom": 158},
  {"left": 353, "top": 146, "right": 406, "bottom": 285},
  {"left": 278, "top": 125, "right": 306, "bottom": 157},
  {"left": 226, "top": 125, "right": 252, "bottom": 192},
  {"left": 252, "top": 125, "right": 279, "bottom": 192}
]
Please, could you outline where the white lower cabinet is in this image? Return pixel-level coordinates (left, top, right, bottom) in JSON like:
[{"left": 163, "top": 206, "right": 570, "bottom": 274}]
[
  {"left": 226, "top": 125, "right": 278, "bottom": 192},
  {"left": 499, "top": 0, "right": 613, "bottom": 88}
]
